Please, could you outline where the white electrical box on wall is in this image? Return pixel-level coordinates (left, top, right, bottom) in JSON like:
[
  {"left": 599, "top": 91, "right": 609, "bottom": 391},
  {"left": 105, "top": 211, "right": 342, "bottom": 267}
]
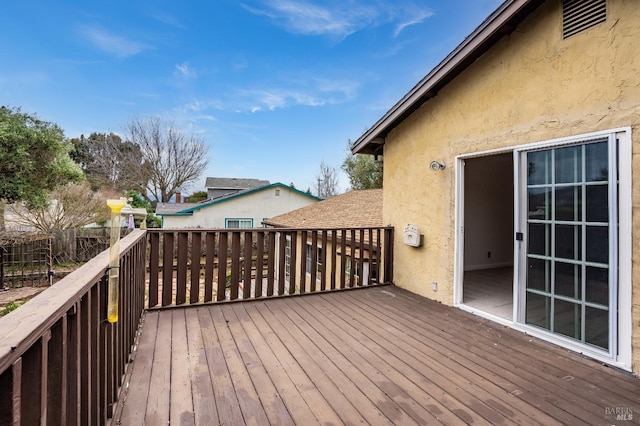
[{"left": 402, "top": 224, "right": 421, "bottom": 247}]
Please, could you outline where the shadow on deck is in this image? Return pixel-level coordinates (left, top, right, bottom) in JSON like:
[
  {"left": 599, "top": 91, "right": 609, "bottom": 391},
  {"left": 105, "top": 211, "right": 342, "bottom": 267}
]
[{"left": 114, "top": 286, "right": 639, "bottom": 425}]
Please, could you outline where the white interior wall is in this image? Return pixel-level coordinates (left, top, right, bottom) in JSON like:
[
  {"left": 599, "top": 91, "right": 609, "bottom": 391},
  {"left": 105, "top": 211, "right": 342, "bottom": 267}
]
[{"left": 463, "top": 153, "right": 513, "bottom": 270}]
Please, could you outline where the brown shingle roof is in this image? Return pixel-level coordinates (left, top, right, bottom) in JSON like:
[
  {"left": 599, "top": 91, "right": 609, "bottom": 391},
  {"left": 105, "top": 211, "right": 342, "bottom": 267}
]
[{"left": 264, "top": 189, "right": 382, "bottom": 228}]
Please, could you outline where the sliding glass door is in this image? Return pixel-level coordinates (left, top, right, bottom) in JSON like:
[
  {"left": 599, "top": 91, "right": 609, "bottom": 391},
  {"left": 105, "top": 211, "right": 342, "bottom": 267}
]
[{"left": 520, "top": 135, "right": 617, "bottom": 354}]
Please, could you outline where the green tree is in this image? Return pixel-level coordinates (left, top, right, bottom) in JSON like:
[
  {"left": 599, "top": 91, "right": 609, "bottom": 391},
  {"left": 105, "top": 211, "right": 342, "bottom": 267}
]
[
  {"left": 186, "top": 191, "right": 208, "bottom": 203},
  {"left": 126, "top": 190, "right": 162, "bottom": 228},
  {"left": 70, "top": 132, "right": 149, "bottom": 193},
  {"left": 0, "top": 106, "right": 82, "bottom": 227},
  {"left": 342, "top": 142, "right": 383, "bottom": 190}
]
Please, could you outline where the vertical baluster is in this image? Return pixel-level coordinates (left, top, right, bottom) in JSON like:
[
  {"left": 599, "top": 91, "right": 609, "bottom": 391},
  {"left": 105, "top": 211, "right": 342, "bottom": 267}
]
[
  {"left": 289, "top": 231, "right": 298, "bottom": 295},
  {"left": 230, "top": 232, "right": 241, "bottom": 300},
  {"left": 374, "top": 228, "right": 381, "bottom": 284},
  {"left": 176, "top": 232, "right": 188, "bottom": 305},
  {"left": 330, "top": 229, "right": 337, "bottom": 290},
  {"left": 162, "top": 232, "right": 174, "bottom": 306},
  {"left": 217, "top": 232, "right": 228, "bottom": 301},
  {"left": 48, "top": 315, "right": 69, "bottom": 425},
  {"left": 299, "top": 231, "right": 307, "bottom": 294},
  {"left": 205, "top": 232, "right": 216, "bottom": 302},
  {"left": 81, "top": 292, "right": 92, "bottom": 425},
  {"left": 310, "top": 231, "right": 318, "bottom": 292},
  {"left": 243, "top": 231, "right": 253, "bottom": 299},
  {"left": 148, "top": 232, "right": 159, "bottom": 308},
  {"left": 0, "top": 358, "right": 22, "bottom": 425},
  {"left": 190, "top": 232, "right": 202, "bottom": 304},
  {"left": 340, "top": 229, "right": 347, "bottom": 289},
  {"left": 266, "top": 232, "right": 276, "bottom": 296},
  {"left": 278, "top": 232, "right": 287, "bottom": 295},
  {"left": 255, "top": 232, "right": 265, "bottom": 298},
  {"left": 320, "top": 231, "right": 328, "bottom": 291}
]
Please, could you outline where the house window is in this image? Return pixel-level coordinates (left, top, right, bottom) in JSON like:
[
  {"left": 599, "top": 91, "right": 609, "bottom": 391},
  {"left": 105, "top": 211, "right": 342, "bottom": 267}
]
[
  {"left": 225, "top": 218, "right": 253, "bottom": 229},
  {"left": 285, "top": 236, "right": 291, "bottom": 283},
  {"left": 275, "top": 189, "right": 280, "bottom": 196},
  {"left": 306, "top": 244, "right": 312, "bottom": 273},
  {"left": 316, "top": 246, "right": 323, "bottom": 281},
  {"left": 344, "top": 256, "right": 352, "bottom": 283},
  {"left": 305, "top": 243, "right": 323, "bottom": 281}
]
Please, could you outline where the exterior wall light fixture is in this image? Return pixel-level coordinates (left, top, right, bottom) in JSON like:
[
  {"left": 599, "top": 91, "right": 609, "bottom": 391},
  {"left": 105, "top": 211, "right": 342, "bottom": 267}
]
[{"left": 429, "top": 161, "right": 446, "bottom": 171}]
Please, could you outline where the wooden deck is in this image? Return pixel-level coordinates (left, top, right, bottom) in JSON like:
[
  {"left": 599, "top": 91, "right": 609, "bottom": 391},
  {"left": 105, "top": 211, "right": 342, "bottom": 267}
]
[{"left": 114, "top": 286, "right": 639, "bottom": 425}]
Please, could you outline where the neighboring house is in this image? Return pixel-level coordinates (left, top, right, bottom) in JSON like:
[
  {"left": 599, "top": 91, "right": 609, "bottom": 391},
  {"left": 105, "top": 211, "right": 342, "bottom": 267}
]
[
  {"left": 205, "top": 177, "right": 270, "bottom": 200},
  {"left": 265, "top": 189, "right": 384, "bottom": 291},
  {"left": 156, "top": 182, "right": 319, "bottom": 229},
  {"left": 352, "top": 0, "right": 639, "bottom": 373}
]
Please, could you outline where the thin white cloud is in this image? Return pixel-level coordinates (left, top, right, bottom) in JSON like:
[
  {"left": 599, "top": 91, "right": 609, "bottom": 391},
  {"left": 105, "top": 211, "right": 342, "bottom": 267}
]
[
  {"left": 239, "top": 79, "right": 358, "bottom": 112},
  {"left": 243, "top": 0, "right": 377, "bottom": 38},
  {"left": 79, "top": 25, "right": 151, "bottom": 58},
  {"left": 177, "top": 76, "right": 358, "bottom": 115},
  {"left": 242, "top": 0, "right": 432, "bottom": 40},
  {"left": 393, "top": 9, "right": 434, "bottom": 37},
  {"left": 181, "top": 99, "right": 223, "bottom": 113},
  {"left": 150, "top": 11, "right": 184, "bottom": 28},
  {"left": 174, "top": 62, "right": 197, "bottom": 79}
]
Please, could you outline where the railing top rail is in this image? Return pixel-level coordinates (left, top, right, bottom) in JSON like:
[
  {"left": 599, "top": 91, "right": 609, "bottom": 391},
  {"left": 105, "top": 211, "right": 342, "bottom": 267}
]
[
  {"left": 0, "top": 229, "right": 147, "bottom": 373},
  {"left": 147, "top": 226, "right": 393, "bottom": 233}
]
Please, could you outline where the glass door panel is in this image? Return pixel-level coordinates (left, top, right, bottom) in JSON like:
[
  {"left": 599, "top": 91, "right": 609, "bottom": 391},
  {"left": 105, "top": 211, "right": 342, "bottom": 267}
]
[{"left": 524, "top": 140, "right": 613, "bottom": 352}]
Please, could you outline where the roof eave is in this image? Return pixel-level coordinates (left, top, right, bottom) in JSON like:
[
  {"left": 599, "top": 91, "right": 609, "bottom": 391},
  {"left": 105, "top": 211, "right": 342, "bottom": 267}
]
[{"left": 352, "top": 0, "right": 544, "bottom": 155}]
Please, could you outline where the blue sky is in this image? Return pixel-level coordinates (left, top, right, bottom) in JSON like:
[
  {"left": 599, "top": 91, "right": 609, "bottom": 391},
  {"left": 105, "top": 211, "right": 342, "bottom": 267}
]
[{"left": 0, "top": 0, "right": 502, "bottom": 194}]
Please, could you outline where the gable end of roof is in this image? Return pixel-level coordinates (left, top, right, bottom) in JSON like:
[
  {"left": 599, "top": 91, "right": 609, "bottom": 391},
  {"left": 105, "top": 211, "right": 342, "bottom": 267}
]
[{"left": 352, "top": 0, "right": 545, "bottom": 155}]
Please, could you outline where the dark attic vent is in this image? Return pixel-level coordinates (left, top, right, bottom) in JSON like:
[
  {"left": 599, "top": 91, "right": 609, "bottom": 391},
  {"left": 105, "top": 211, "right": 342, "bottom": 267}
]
[{"left": 563, "top": 0, "right": 606, "bottom": 39}]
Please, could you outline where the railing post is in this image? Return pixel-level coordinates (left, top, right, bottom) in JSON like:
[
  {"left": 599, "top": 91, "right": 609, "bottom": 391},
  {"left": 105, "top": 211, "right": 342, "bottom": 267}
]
[{"left": 384, "top": 227, "right": 394, "bottom": 284}]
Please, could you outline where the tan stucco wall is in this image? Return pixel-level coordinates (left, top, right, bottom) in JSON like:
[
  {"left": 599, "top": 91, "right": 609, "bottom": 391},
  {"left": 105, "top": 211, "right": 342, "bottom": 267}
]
[{"left": 382, "top": 0, "right": 640, "bottom": 370}]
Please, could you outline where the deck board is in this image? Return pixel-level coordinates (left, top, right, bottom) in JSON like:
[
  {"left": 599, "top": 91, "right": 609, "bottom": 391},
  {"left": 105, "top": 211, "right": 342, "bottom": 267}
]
[
  {"left": 371, "top": 289, "right": 639, "bottom": 419},
  {"left": 184, "top": 308, "right": 217, "bottom": 426},
  {"left": 117, "top": 286, "right": 640, "bottom": 425}
]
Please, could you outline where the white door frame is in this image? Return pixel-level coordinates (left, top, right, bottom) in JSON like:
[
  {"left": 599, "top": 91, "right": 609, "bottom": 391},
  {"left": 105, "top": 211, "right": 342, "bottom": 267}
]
[{"left": 454, "top": 127, "right": 632, "bottom": 371}]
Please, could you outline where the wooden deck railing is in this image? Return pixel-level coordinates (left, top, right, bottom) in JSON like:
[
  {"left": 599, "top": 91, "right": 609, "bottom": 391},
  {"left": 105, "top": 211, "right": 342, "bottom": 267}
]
[
  {"left": 147, "top": 227, "right": 394, "bottom": 307},
  {"left": 0, "top": 226, "right": 394, "bottom": 424},
  {"left": 0, "top": 229, "right": 147, "bottom": 425}
]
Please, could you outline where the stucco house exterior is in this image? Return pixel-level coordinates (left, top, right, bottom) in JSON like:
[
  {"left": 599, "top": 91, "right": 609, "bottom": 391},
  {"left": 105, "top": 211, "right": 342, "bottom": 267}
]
[
  {"left": 265, "top": 189, "right": 385, "bottom": 291},
  {"left": 156, "top": 181, "right": 319, "bottom": 229},
  {"left": 352, "top": 0, "right": 639, "bottom": 373}
]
